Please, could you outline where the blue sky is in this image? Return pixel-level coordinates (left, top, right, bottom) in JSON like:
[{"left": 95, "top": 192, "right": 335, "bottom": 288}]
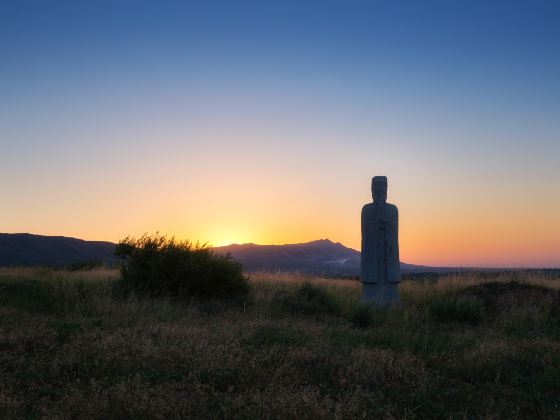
[{"left": 1, "top": 0, "right": 559, "bottom": 266}]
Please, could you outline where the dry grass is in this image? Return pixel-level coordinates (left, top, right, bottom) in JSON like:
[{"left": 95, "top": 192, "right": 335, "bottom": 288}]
[{"left": 0, "top": 268, "right": 559, "bottom": 419}]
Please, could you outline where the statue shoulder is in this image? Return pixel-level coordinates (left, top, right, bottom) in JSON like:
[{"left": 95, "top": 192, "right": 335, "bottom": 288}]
[
  {"left": 386, "top": 203, "right": 398, "bottom": 211},
  {"left": 386, "top": 203, "right": 399, "bottom": 216},
  {"left": 362, "top": 203, "right": 374, "bottom": 213}
]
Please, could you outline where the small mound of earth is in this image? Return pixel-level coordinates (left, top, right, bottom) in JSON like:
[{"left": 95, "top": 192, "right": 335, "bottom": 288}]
[{"left": 459, "top": 281, "right": 560, "bottom": 314}]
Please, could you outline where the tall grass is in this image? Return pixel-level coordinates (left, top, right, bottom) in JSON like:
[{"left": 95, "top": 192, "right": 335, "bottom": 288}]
[{"left": 0, "top": 268, "right": 559, "bottom": 418}]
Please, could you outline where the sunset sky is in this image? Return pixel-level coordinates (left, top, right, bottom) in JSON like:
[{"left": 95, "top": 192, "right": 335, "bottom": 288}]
[{"left": 1, "top": 1, "right": 559, "bottom": 267}]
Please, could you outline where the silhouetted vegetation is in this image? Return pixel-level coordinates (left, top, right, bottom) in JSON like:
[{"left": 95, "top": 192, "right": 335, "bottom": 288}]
[{"left": 114, "top": 234, "right": 249, "bottom": 300}]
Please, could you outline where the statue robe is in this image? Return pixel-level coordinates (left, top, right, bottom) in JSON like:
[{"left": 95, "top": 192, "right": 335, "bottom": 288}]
[{"left": 361, "top": 202, "right": 400, "bottom": 284}]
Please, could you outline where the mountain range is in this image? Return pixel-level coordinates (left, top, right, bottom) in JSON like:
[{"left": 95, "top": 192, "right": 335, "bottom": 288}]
[
  {"left": 214, "top": 239, "right": 431, "bottom": 274},
  {"left": 0, "top": 233, "right": 434, "bottom": 274},
  {"left": 0, "top": 233, "right": 117, "bottom": 267}
]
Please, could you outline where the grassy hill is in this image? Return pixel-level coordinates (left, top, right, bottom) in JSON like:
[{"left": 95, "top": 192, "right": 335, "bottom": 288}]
[{"left": 0, "top": 268, "right": 559, "bottom": 418}]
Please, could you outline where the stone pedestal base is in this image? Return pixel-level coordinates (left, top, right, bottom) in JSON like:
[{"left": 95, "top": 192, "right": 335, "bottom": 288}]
[{"left": 362, "top": 283, "right": 400, "bottom": 307}]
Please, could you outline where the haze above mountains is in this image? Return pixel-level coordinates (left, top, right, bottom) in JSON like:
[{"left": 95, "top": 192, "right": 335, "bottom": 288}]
[{"left": 0, "top": 233, "right": 435, "bottom": 274}]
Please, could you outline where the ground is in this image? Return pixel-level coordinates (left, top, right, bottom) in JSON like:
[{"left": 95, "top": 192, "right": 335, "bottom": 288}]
[{"left": 0, "top": 268, "right": 559, "bottom": 419}]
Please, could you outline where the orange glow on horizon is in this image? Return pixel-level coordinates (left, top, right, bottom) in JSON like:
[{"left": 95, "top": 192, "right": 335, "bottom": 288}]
[{"left": 2, "top": 127, "right": 559, "bottom": 269}]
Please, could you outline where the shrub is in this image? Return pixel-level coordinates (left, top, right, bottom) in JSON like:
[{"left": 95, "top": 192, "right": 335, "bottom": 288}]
[
  {"left": 281, "top": 283, "right": 342, "bottom": 316},
  {"left": 114, "top": 234, "right": 249, "bottom": 300},
  {"left": 429, "top": 296, "right": 484, "bottom": 325}
]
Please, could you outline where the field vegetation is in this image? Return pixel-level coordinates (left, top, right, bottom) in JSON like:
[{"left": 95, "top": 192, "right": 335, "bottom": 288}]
[
  {"left": 0, "top": 268, "right": 559, "bottom": 419},
  {"left": 114, "top": 234, "right": 248, "bottom": 300}
]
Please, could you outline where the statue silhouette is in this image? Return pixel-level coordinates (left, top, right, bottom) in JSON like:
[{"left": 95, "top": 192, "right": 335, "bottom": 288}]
[{"left": 361, "top": 176, "right": 400, "bottom": 306}]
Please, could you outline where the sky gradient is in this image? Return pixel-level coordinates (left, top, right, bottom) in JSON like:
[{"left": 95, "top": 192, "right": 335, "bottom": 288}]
[{"left": 1, "top": 1, "right": 559, "bottom": 267}]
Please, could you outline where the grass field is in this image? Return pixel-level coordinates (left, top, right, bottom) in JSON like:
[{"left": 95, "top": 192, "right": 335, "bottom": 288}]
[{"left": 1, "top": 268, "right": 559, "bottom": 419}]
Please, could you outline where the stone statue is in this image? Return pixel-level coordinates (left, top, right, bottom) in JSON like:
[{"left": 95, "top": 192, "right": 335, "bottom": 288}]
[{"left": 361, "top": 176, "right": 400, "bottom": 306}]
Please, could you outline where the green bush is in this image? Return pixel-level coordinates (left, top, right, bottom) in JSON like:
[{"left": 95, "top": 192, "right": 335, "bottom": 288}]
[
  {"left": 282, "top": 283, "right": 342, "bottom": 316},
  {"left": 429, "top": 296, "right": 484, "bottom": 325},
  {"left": 114, "top": 234, "right": 249, "bottom": 300}
]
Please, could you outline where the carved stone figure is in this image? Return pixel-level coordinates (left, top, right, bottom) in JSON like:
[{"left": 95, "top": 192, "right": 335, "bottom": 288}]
[{"left": 361, "top": 176, "right": 400, "bottom": 306}]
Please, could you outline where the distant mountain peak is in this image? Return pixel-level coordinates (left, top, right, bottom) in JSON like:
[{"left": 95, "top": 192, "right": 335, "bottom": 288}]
[
  {"left": 0, "top": 233, "right": 433, "bottom": 274},
  {"left": 215, "top": 238, "right": 352, "bottom": 251},
  {"left": 308, "top": 238, "right": 334, "bottom": 244},
  {"left": 213, "top": 238, "right": 429, "bottom": 274}
]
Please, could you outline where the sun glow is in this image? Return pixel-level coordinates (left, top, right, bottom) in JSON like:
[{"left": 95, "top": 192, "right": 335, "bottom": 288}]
[
  {"left": 207, "top": 229, "right": 256, "bottom": 248},
  {"left": 213, "top": 238, "right": 242, "bottom": 247}
]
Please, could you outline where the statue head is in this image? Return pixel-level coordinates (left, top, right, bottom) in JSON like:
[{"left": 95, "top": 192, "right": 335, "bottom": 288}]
[{"left": 371, "top": 176, "right": 387, "bottom": 203}]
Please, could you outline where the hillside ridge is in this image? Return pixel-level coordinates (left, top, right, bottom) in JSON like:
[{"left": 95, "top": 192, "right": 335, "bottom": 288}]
[{"left": 0, "top": 233, "right": 431, "bottom": 273}]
